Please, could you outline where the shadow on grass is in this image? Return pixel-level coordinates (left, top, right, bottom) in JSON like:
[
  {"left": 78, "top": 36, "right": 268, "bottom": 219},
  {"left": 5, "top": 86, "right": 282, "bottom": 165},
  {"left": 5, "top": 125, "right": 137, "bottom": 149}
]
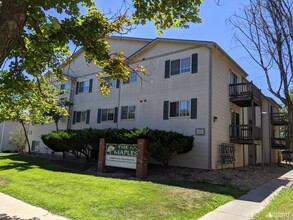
[
  {"left": 0, "top": 153, "right": 90, "bottom": 174},
  {"left": 0, "top": 153, "right": 247, "bottom": 199},
  {"left": 152, "top": 179, "right": 247, "bottom": 199}
]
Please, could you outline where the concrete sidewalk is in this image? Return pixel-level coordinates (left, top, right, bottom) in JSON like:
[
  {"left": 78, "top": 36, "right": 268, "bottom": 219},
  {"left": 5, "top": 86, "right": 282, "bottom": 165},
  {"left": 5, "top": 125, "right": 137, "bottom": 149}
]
[
  {"left": 199, "top": 169, "right": 293, "bottom": 220},
  {"left": 0, "top": 193, "right": 68, "bottom": 220}
]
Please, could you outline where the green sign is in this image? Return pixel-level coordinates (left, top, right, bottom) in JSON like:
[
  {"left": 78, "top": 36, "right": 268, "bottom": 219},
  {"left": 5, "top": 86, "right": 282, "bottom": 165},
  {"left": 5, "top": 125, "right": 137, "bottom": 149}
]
[{"left": 106, "top": 144, "right": 138, "bottom": 169}]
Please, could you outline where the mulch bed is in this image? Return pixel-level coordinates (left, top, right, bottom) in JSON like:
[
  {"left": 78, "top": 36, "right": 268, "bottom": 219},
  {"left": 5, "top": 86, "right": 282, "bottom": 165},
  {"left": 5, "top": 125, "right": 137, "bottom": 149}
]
[{"left": 30, "top": 153, "right": 293, "bottom": 190}]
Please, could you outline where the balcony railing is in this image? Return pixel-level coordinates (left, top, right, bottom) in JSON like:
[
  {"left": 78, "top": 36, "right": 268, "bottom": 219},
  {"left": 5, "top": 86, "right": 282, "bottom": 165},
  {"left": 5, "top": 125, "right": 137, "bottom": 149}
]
[
  {"left": 229, "top": 124, "right": 261, "bottom": 144},
  {"left": 271, "top": 113, "right": 288, "bottom": 125},
  {"left": 271, "top": 138, "right": 287, "bottom": 149},
  {"left": 229, "top": 83, "right": 262, "bottom": 107}
]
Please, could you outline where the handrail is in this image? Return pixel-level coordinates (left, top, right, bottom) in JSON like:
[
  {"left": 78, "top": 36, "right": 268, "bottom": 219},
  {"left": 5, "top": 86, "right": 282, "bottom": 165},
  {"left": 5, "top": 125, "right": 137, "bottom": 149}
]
[
  {"left": 229, "top": 124, "right": 261, "bottom": 140},
  {"left": 229, "top": 82, "right": 261, "bottom": 101}
]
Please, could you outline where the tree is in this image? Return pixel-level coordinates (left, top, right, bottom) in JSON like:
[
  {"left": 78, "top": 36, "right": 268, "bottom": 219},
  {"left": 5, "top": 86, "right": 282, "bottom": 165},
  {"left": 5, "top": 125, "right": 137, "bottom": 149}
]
[
  {"left": 0, "top": 71, "right": 68, "bottom": 153},
  {"left": 0, "top": 0, "right": 202, "bottom": 76},
  {"left": 229, "top": 0, "right": 293, "bottom": 149}
]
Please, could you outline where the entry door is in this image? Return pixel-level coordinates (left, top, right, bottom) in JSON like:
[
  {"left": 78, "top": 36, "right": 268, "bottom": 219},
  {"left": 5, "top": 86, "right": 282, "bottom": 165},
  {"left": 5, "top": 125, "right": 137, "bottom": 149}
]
[
  {"left": 248, "top": 145, "right": 256, "bottom": 165},
  {"left": 231, "top": 112, "right": 240, "bottom": 138}
]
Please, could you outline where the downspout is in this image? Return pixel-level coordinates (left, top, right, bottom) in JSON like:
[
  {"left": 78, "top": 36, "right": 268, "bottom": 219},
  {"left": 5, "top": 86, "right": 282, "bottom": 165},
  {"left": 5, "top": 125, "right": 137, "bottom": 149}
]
[
  {"left": 67, "top": 78, "right": 76, "bottom": 130},
  {"left": 116, "top": 81, "right": 122, "bottom": 129},
  {"left": 0, "top": 120, "right": 5, "bottom": 152},
  {"left": 208, "top": 48, "right": 213, "bottom": 170}
]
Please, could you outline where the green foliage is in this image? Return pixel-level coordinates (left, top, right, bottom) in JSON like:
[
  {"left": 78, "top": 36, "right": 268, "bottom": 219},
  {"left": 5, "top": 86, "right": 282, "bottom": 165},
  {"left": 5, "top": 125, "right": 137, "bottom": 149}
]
[
  {"left": 41, "top": 128, "right": 194, "bottom": 164},
  {"left": 0, "top": 72, "right": 68, "bottom": 125},
  {"left": 10, "top": 128, "right": 26, "bottom": 153},
  {"left": 132, "top": 0, "right": 202, "bottom": 34},
  {"left": 1, "top": 0, "right": 203, "bottom": 98}
]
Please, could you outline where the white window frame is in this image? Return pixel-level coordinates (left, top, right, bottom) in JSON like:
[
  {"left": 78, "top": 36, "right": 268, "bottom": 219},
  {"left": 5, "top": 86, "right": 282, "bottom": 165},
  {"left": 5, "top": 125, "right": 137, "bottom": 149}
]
[
  {"left": 79, "top": 81, "right": 90, "bottom": 93},
  {"left": 169, "top": 100, "right": 190, "bottom": 118},
  {"left": 76, "top": 111, "right": 87, "bottom": 123},
  {"left": 124, "top": 71, "right": 137, "bottom": 84},
  {"left": 121, "top": 105, "right": 136, "bottom": 120},
  {"left": 101, "top": 108, "right": 115, "bottom": 122},
  {"left": 170, "top": 57, "right": 191, "bottom": 75},
  {"left": 60, "top": 83, "right": 70, "bottom": 93}
]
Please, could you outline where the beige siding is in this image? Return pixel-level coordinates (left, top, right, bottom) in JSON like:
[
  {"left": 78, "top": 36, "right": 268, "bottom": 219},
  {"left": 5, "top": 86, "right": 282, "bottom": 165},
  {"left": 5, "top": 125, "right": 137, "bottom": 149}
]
[{"left": 211, "top": 50, "right": 247, "bottom": 169}]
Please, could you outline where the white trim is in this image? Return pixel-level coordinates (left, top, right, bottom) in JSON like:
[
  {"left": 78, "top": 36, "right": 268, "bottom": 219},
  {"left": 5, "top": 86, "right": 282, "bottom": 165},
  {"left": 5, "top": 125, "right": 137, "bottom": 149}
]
[{"left": 0, "top": 121, "right": 6, "bottom": 152}]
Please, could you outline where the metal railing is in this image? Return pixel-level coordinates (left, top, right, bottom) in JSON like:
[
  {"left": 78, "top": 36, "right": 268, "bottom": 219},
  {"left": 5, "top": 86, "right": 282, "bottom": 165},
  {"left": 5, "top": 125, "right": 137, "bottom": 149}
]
[
  {"left": 229, "top": 124, "right": 261, "bottom": 142},
  {"left": 229, "top": 83, "right": 261, "bottom": 102},
  {"left": 271, "top": 113, "right": 288, "bottom": 125}
]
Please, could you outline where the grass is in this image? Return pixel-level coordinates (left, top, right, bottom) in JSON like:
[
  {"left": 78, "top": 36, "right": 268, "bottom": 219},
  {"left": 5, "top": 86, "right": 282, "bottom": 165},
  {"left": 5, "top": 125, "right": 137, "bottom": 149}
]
[
  {"left": 0, "top": 153, "right": 246, "bottom": 220},
  {"left": 253, "top": 187, "right": 293, "bottom": 220}
]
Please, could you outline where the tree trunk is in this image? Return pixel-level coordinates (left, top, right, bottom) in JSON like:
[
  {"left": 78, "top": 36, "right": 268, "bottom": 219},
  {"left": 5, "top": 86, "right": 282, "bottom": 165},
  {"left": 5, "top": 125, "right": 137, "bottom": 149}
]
[
  {"left": 0, "top": 0, "right": 28, "bottom": 67},
  {"left": 55, "top": 120, "right": 59, "bottom": 132},
  {"left": 20, "top": 121, "right": 31, "bottom": 154}
]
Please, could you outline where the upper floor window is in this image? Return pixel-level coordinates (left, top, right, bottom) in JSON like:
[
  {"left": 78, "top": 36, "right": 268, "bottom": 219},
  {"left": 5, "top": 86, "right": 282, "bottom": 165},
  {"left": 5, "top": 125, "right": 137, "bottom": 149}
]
[
  {"left": 171, "top": 57, "right": 191, "bottom": 75},
  {"left": 101, "top": 108, "right": 114, "bottom": 121},
  {"left": 230, "top": 73, "right": 238, "bottom": 85},
  {"left": 124, "top": 71, "right": 137, "bottom": 84},
  {"left": 60, "top": 83, "right": 70, "bottom": 93},
  {"left": 79, "top": 81, "right": 89, "bottom": 93},
  {"left": 121, "top": 105, "right": 136, "bottom": 120},
  {"left": 103, "top": 77, "right": 118, "bottom": 88},
  {"left": 170, "top": 100, "right": 190, "bottom": 117},
  {"left": 165, "top": 53, "right": 198, "bottom": 78},
  {"left": 76, "top": 79, "right": 93, "bottom": 94}
]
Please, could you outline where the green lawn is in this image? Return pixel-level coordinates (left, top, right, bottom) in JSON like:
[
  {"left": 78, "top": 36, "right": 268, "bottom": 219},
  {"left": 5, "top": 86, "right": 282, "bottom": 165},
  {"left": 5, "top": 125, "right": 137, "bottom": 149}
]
[
  {"left": 0, "top": 153, "right": 246, "bottom": 220},
  {"left": 253, "top": 187, "right": 293, "bottom": 220}
]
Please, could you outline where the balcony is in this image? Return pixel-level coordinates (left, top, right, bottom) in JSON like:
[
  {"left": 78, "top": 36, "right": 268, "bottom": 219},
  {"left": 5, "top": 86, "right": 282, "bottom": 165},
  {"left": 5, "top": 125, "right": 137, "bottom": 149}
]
[
  {"left": 229, "top": 83, "right": 261, "bottom": 107},
  {"left": 229, "top": 124, "right": 261, "bottom": 144},
  {"left": 271, "top": 113, "right": 288, "bottom": 125},
  {"left": 271, "top": 138, "right": 287, "bottom": 149}
]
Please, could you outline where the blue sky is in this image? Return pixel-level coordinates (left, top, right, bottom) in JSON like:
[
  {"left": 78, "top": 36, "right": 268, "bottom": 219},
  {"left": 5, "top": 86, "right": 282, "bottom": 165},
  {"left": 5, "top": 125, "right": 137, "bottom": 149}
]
[{"left": 94, "top": 0, "right": 277, "bottom": 100}]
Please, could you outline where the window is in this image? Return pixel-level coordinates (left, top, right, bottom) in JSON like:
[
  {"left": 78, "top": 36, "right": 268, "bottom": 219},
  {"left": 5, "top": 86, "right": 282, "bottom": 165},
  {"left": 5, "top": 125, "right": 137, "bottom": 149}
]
[
  {"left": 60, "top": 83, "right": 70, "bottom": 93},
  {"left": 31, "top": 141, "right": 40, "bottom": 152},
  {"left": 124, "top": 71, "right": 137, "bottom": 84},
  {"left": 170, "top": 100, "right": 190, "bottom": 117},
  {"left": 101, "top": 109, "right": 114, "bottom": 121},
  {"left": 171, "top": 57, "right": 191, "bottom": 75},
  {"left": 103, "top": 77, "right": 117, "bottom": 88},
  {"left": 79, "top": 81, "right": 90, "bottom": 93},
  {"left": 171, "top": 59, "right": 180, "bottom": 75},
  {"left": 76, "top": 111, "right": 87, "bottom": 123},
  {"left": 165, "top": 53, "right": 197, "bottom": 78},
  {"left": 230, "top": 73, "right": 238, "bottom": 84},
  {"left": 121, "top": 106, "right": 136, "bottom": 120},
  {"left": 76, "top": 79, "right": 93, "bottom": 94},
  {"left": 181, "top": 57, "right": 191, "bottom": 73}
]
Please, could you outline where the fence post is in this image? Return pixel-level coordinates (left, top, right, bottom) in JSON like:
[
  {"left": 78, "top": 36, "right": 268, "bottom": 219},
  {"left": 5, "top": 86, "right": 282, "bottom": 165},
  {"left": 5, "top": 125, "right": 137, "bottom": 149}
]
[
  {"left": 97, "top": 138, "right": 106, "bottom": 173},
  {"left": 136, "top": 139, "right": 148, "bottom": 179}
]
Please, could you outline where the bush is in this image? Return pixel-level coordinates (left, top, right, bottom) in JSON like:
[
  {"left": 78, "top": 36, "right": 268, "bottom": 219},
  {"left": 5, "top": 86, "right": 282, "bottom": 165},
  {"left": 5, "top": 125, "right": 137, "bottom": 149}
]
[
  {"left": 10, "top": 128, "right": 26, "bottom": 153},
  {"left": 41, "top": 128, "right": 194, "bottom": 164}
]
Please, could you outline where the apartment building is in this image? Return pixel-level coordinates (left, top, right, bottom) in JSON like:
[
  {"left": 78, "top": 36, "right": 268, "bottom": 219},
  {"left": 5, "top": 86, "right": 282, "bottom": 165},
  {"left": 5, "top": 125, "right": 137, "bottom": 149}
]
[
  {"left": 0, "top": 121, "right": 20, "bottom": 152},
  {"left": 28, "top": 36, "right": 282, "bottom": 169}
]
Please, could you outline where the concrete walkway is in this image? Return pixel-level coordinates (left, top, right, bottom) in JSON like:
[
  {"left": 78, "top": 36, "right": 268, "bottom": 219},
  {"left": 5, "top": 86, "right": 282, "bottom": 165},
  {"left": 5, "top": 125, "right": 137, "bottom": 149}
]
[
  {"left": 199, "top": 169, "right": 293, "bottom": 220},
  {"left": 0, "top": 170, "right": 292, "bottom": 220},
  {"left": 0, "top": 193, "right": 68, "bottom": 220}
]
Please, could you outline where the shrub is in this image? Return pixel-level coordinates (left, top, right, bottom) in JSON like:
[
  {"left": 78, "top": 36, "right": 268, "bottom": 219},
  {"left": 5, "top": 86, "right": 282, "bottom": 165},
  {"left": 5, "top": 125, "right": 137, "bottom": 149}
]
[
  {"left": 10, "top": 128, "right": 26, "bottom": 153},
  {"left": 41, "top": 128, "right": 194, "bottom": 165}
]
